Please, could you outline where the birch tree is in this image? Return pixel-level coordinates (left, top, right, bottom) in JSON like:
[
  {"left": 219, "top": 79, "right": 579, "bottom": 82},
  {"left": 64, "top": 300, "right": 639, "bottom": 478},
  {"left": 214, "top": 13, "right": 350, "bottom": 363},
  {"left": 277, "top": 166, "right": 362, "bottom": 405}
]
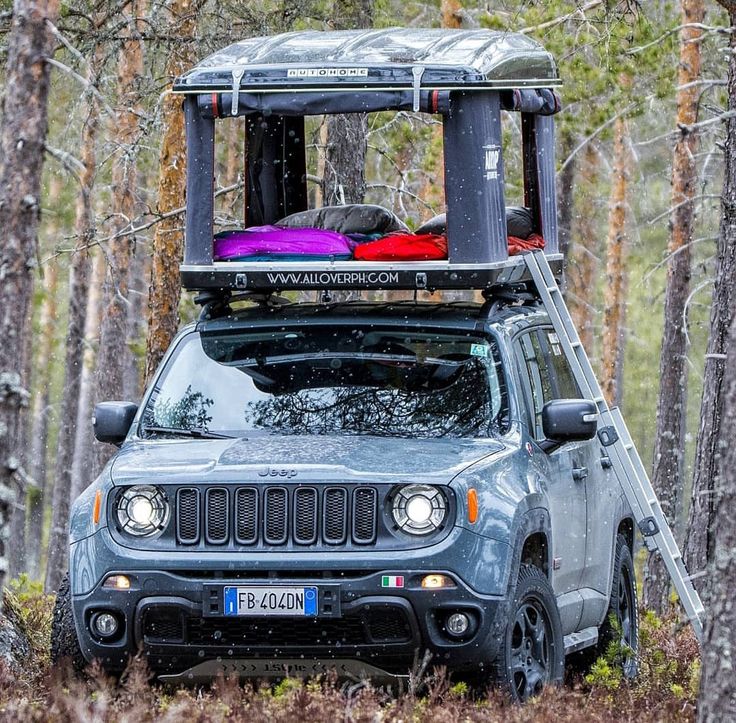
[{"left": 0, "top": 0, "right": 59, "bottom": 602}]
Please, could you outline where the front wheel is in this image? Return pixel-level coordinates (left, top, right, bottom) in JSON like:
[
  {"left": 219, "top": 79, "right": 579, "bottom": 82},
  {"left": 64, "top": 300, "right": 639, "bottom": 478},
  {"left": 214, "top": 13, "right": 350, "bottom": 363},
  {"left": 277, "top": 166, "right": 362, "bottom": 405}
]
[
  {"left": 50, "top": 572, "right": 87, "bottom": 673},
  {"left": 492, "top": 564, "right": 564, "bottom": 702}
]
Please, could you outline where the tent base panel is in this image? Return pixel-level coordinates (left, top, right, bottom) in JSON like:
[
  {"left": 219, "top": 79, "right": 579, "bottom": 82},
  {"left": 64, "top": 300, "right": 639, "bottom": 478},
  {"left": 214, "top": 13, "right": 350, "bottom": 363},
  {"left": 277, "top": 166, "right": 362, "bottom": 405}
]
[{"left": 180, "top": 256, "right": 563, "bottom": 292}]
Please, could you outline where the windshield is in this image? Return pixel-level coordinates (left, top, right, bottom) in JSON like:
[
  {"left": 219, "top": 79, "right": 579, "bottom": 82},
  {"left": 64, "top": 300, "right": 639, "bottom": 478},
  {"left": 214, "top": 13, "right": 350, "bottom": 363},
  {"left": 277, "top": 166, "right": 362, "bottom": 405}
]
[{"left": 141, "top": 325, "right": 509, "bottom": 439}]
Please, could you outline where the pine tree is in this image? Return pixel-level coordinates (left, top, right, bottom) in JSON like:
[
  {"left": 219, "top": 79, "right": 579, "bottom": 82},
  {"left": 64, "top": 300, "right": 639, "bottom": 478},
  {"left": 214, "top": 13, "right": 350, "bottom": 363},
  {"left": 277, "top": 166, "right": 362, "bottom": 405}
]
[
  {"left": 0, "top": 0, "right": 60, "bottom": 602},
  {"left": 92, "top": 1, "right": 146, "bottom": 475},
  {"left": 45, "top": 45, "right": 103, "bottom": 593},
  {"left": 600, "top": 113, "right": 630, "bottom": 406},
  {"left": 644, "top": 0, "right": 705, "bottom": 614},
  {"left": 144, "top": 0, "right": 201, "bottom": 384}
]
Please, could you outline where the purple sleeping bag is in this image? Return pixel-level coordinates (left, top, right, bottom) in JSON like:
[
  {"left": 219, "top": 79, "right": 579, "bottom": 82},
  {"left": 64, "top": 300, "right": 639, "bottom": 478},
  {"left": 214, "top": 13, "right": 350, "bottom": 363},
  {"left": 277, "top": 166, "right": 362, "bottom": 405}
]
[{"left": 214, "top": 226, "right": 355, "bottom": 261}]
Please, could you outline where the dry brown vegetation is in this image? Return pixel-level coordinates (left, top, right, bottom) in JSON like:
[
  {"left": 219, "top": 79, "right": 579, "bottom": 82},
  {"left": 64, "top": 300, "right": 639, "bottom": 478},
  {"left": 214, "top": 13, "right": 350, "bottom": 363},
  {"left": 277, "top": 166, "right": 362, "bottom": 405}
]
[{"left": 0, "top": 587, "right": 701, "bottom": 723}]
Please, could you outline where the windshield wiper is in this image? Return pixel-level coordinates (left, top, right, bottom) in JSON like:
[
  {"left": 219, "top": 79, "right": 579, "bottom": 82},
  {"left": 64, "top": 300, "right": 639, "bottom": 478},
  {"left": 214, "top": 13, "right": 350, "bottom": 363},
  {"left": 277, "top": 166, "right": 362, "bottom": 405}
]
[{"left": 140, "top": 425, "right": 233, "bottom": 440}]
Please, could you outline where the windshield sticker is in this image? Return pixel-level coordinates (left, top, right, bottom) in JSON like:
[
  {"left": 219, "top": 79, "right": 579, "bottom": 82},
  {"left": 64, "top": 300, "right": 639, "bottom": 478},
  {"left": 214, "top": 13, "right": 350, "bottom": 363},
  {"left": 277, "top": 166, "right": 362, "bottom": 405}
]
[
  {"left": 548, "top": 332, "right": 560, "bottom": 344},
  {"left": 470, "top": 343, "right": 489, "bottom": 357}
]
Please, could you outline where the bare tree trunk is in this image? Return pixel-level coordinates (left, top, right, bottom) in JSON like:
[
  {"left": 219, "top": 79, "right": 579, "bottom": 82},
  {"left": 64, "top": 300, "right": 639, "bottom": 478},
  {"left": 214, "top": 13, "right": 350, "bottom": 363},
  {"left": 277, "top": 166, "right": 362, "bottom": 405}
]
[
  {"left": 70, "top": 250, "right": 105, "bottom": 502},
  {"left": 686, "top": 3, "right": 736, "bottom": 604},
  {"left": 698, "top": 291, "right": 736, "bottom": 723},
  {"left": 26, "top": 178, "right": 62, "bottom": 580},
  {"left": 0, "top": 0, "right": 59, "bottom": 601},
  {"left": 93, "top": 2, "right": 146, "bottom": 475},
  {"left": 45, "top": 52, "right": 101, "bottom": 593},
  {"left": 600, "top": 117, "right": 630, "bottom": 407},
  {"left": 124, "top": 231, "right": 147, "bottom": 401},
  {"left": 323, "top": 113, "right": 369, "bottom": 206},
  {"left": 643, "top": 0, "right": 704, "bottom": 614},
  {"left": 568, "top": 144, "right": 600, "bottom": 353},
  {"left": 145, "top": 0, "right": 200, "bottom": 385},
  {"left": 322, "top": 0, "right": 373, "bottom": 207},
  {"left": 8, "top": 279, "right": 35, "bottom": 578}
]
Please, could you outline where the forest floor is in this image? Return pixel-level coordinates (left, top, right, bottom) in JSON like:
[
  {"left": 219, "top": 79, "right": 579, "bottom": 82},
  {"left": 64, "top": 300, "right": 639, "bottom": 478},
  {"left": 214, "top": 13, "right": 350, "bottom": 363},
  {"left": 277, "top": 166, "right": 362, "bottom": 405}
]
[{"left": 0, "top": 582, "right": 701, "bottom": 723}]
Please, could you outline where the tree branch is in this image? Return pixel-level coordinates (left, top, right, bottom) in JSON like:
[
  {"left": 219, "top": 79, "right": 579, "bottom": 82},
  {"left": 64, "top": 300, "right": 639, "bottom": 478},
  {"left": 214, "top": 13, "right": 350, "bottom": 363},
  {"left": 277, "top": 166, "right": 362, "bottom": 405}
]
[{"left": 518, "top": 1, "right": 603, "bottom": 35}]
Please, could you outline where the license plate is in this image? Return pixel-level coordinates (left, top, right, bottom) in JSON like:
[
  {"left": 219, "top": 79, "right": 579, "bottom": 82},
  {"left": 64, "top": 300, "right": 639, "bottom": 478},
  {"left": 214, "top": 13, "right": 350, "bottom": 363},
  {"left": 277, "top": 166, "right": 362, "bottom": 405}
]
[{"left": 223, "top": 586, "right": 318, "bottom": 616}]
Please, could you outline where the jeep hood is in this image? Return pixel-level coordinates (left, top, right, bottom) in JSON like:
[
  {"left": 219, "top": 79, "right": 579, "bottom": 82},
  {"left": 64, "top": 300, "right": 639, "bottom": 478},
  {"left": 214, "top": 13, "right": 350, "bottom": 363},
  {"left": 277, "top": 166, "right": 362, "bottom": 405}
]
[{"left": 110, "top": 434, "right": 505, "bottom": 484}]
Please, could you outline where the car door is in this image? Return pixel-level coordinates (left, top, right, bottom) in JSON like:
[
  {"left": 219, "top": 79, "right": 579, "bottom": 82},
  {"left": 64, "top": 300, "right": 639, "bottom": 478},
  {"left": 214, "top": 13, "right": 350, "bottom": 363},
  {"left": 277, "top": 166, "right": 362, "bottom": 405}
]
[
  {"left": 514, "top": 329, "right": 588, "bottom": 600},
  {"left": 533, "top": 327, "right": 616, "bottom": 626}
]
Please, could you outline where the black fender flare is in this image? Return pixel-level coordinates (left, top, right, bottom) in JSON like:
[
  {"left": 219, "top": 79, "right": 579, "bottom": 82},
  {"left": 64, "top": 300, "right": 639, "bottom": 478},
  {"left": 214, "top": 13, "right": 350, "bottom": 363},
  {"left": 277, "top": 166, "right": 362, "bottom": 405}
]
[
  {"left": 506, "top": 507, "right": 552, "bottom": 595},
  {"left": 481, "top": 506, "right": 552, "bottom": 660}
]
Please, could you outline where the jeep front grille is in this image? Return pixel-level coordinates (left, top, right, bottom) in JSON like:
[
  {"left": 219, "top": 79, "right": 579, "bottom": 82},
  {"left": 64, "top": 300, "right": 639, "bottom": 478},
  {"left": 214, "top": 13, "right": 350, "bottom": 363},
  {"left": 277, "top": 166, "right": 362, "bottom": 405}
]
[
  {"left": 175, "top": 485, "right": 378, "bottom": 547},
  {"left": 142, "top": 605, "right": 413, "bottom": 647}
]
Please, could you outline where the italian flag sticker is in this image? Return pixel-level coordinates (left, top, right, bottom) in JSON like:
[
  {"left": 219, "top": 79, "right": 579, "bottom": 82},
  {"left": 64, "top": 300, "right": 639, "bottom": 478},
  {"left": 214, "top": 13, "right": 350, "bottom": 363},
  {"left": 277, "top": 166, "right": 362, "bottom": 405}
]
[{"left": 382, "top": 575, "right": 404, "bottom": 588}]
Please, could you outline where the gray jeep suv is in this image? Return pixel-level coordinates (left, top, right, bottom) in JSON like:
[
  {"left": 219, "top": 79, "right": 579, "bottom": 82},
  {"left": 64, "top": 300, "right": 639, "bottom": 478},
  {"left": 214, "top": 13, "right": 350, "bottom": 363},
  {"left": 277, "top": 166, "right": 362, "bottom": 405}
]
[{"left": 51, "top": 299, "right": 638, "bottom": 700}]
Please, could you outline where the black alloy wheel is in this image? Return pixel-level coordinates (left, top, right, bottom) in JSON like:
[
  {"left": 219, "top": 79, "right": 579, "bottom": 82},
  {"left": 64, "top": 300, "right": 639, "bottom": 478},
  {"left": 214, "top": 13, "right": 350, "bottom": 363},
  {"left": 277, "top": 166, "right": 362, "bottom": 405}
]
[
  {"left": 510, "top": 599, "right": 552, "bottom": 699},
  {"left": 492, "top": 564, "right": 564, "bottom": 702}
]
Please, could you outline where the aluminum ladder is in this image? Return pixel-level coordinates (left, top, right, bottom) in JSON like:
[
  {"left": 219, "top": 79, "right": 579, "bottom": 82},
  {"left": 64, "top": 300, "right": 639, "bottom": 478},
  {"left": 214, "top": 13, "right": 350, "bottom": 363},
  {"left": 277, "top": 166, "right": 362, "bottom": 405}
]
[{"left": 523, "top": 250, "right": 705, "bottom": 643}]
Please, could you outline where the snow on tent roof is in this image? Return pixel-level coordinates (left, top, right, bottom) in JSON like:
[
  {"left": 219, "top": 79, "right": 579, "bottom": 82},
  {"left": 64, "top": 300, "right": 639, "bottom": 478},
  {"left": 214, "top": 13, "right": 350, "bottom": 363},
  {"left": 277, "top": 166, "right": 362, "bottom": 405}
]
[{"left": 173, "top": 28, "right": 559, "bottom": 93}]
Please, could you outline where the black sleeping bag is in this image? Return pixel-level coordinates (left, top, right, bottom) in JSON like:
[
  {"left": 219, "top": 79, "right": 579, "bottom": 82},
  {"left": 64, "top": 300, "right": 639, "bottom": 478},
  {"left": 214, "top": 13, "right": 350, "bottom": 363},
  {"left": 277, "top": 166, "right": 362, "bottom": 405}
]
[
  {"left": 415, "top": 206, "right": 535, "bottom": 239},
  {"left": 278, "top": 204, "right": 409, "bottom": 235}
]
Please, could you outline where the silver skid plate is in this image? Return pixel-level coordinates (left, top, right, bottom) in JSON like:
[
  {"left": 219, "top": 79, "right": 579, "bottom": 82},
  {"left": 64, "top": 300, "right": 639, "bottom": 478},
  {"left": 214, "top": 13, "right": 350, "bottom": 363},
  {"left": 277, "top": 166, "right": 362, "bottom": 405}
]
[{"left": 158, "top": 658, "right": 409, "bottom": 685}]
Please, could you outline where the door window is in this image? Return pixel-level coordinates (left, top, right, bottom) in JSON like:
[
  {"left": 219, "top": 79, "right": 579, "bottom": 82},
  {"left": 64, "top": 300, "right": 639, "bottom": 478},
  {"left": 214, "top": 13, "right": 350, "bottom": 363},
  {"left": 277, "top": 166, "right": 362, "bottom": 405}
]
[{"left": 516, "top": 328, "right": 581, "bottom": 439}]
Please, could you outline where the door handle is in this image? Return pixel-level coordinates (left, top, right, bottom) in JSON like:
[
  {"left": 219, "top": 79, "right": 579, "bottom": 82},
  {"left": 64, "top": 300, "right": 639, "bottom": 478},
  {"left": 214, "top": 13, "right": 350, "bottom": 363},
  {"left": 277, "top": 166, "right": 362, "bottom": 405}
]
[{"left": 572, "top": 467, "right": 589, "bottom": 481}]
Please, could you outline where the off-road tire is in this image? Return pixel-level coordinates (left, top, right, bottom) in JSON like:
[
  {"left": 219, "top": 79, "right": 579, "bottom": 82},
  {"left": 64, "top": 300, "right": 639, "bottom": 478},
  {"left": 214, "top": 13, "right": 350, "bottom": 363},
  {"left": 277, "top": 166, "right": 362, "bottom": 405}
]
[
  {"left": 597, "top": 533, "right": 638, "bottom": 678},
  {"left": 492, "top": 564, "right": 565, "bottom": 702},
  {"left": 50, "top": 572, "right": 87, "bottom": 673}
]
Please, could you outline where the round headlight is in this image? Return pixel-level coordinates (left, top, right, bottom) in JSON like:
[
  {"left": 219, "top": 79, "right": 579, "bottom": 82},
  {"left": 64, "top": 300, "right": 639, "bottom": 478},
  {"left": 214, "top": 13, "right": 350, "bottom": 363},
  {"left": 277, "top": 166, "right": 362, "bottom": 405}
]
[
  {"left": 391, "top": 484, "right": 447, "bottom": 535},
  {"left": 116, "top": 485, "right": 168, "bottom": 536}
]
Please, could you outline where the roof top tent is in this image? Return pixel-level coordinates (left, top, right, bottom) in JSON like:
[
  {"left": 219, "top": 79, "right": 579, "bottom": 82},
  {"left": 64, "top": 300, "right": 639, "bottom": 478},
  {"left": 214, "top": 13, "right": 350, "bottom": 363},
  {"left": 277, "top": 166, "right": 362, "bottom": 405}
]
[{"left": 172, "top": 28, "right": 563, "bottom": 293}]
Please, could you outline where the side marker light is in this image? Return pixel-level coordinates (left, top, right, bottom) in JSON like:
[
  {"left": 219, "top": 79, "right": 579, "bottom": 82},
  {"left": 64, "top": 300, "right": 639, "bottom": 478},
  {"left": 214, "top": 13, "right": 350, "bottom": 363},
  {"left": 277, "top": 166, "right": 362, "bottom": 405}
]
[
  {"left": 93, "top": 490, "right": 102, "bottom": 525},
  {"left": 467, "top": 489, "right": 478, "bottom": 524}
]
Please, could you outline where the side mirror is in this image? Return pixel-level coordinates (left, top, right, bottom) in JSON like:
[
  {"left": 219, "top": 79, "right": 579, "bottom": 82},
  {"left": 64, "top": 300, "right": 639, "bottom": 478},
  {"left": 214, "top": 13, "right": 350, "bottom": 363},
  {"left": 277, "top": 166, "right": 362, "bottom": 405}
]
[
  {"left": 541, "top": 399, "right": 598, "bottom": 449},
  {"left": 93, "top": 402, "right": 138, "bottom": 446}
]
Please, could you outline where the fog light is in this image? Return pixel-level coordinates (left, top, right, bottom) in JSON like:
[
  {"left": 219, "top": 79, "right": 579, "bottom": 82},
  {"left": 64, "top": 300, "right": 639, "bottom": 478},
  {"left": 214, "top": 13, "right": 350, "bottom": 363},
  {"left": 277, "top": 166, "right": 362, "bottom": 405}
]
[
  {"left": 92, "top": 612, "right": 119, "bottom": 638},
  {"left": 103, "top": 575, "right": 131, "bottom": 590},
  {"left": 421, "top": 574, "right": 455, "bottom": 589},
  {"left": 446, "top": 612, "right": 470, "bottom": 637}
]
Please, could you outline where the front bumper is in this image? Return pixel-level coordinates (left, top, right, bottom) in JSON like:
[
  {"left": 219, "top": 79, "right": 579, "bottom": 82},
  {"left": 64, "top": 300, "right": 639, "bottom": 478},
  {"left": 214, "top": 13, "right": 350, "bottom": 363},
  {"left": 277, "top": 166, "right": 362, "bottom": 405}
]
[{"left": 72, "top": 568, "right": 506, "bottom": 680}]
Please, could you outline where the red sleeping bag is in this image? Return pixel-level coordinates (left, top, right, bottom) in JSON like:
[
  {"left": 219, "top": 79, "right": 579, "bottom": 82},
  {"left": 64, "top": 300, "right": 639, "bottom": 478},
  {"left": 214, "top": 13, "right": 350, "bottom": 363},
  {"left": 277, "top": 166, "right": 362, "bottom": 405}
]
[
  {"left": 353, "top": 231, "right": 545, "bottom": 261},
  {"left": 354, "top": 233, "right": 447, "bottom": 261},
  {"left": 508, "top": 232, "right": 545, "bottom": 256}
]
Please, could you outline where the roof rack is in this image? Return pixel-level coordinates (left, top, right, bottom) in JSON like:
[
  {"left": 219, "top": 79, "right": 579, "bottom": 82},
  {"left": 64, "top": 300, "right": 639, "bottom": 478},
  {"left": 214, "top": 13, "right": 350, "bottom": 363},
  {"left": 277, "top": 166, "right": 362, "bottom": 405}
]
[{"left": 182, "top": 254, "right": 563, "bottom": 295}]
